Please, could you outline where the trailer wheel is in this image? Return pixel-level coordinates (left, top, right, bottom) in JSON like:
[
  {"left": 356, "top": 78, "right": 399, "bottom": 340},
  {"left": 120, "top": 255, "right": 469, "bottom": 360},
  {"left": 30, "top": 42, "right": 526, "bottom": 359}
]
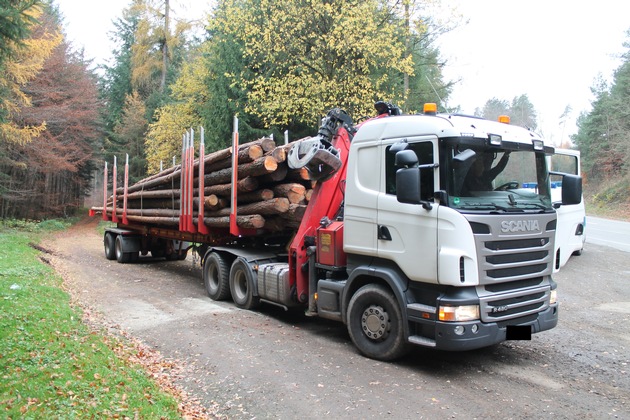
[
  {"left": 347, "top": 284, "right": 410, "bottom": 361},
  {"left": 115, "top": 235, "right": 131, "bottom": 264},
  {"left": 203, "top": 252, "right": 231, "bottom": 301},
  {"left": 104, "top": 233, "right": 116, "bottom": 260},
  {"left": 229, "top": 258, "right": 260, "bottom": 310}
]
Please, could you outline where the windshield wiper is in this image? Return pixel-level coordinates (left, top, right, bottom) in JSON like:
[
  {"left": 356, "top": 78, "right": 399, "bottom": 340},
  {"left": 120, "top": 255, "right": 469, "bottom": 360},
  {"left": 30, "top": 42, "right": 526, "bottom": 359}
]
[
  {"left": 517, "top": 203, "right": 552, "bottom": 211},
  {"left": 458, "top": 204, "right": 523, "bottom": 212}
]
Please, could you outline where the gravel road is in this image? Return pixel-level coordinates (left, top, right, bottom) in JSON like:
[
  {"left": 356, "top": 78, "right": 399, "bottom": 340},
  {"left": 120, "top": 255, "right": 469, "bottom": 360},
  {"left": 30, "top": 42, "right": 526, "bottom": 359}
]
[{"left": 45, "top": 218, "right": 630, "bottom": 419}]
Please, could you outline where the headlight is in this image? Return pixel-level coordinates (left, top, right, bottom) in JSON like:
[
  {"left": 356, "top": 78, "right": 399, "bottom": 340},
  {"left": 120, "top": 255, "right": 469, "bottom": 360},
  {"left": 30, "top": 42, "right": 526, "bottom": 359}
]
[
  {"left": 438, "top": 305, "right": 480, "bottom": 322},
  {"left": 550, "top": 290, "right": 558, "bottom": 305}
]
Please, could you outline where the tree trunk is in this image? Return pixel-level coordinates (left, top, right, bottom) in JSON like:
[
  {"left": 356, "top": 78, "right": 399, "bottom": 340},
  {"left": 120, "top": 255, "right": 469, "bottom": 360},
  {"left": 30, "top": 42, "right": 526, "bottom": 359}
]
[{"left": 160, "top": 0, "right": 170, "bottom": 93}]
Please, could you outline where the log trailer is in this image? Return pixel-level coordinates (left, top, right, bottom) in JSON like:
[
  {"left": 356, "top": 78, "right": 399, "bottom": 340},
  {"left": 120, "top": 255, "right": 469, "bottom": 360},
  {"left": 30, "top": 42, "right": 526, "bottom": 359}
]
[{"left": 91, "top": 103, "right": 582, "bottom": 361}]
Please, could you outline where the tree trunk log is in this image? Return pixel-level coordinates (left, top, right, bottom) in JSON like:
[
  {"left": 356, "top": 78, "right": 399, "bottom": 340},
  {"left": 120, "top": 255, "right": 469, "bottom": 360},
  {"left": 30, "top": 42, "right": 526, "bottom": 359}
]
[
  {"left": 273, "top": 183, "right": 306, "bottom": 204},
  {"left": 204, "top": 194, "right": 228, "bottom": 211},
  {"left": 205, "top": 197, "right": 289, "bottom": 217},
  {"left": 201, "top": 176, "right": 259, "bottom": 196},
  {"left": 205, "top": 144, "right": 264, "bottom": 173},
  {"left": 202, "top": 214, "right": 265, "bottom": 229},
  {"left": 203, "top": 156, "right": 277, "bottom": 185},
  {"left": 237, "top": 189, "right": 274, "bottom": 204},
  {"left": 258, "top": 161, "right": 288, "bottom": 184}
]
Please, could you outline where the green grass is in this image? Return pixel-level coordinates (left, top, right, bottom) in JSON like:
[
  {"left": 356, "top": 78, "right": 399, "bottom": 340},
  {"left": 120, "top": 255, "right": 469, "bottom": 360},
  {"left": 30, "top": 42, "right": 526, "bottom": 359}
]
[
  {"left": 0, "top": 222, "right": 182, "bottom": 419},
  {"left": 584, "top": 176, "right": 630, "bottom": 222}
]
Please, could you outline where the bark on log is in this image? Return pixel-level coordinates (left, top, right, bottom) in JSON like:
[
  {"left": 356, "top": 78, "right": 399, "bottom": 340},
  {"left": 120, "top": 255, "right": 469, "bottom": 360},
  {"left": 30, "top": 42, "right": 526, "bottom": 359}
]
[
  {"left": 279, "top": 204, "right": 307, "bottom": 221},
  {"left": 202, "top": 214, "right": 265, "bottom": 229},
  {"left": 121, "top": 208, "right": 180, "bottom": 217},
  {"left": 205, "top": 144, "right": 264, "bottom": 173},
  {"left": 205, "top": 197, "right": 290, "bottom": 217},
  {"left": 266, "top": 146, "right": 286, "bottom": 163},
  {"left": 237, "top": 189, "right": 274, "bottom": 204},
  {"left": 258, "top": 162, "right": 288, "bottom": 184},
  {"left": 118, "top": 147, "right": 233, "bottom": 194},
  {"left": 273, "top": 183, "right": 306, "bottom": 204},
  {"left": 125, "top": 189, "right": 180, "bottom": 200},
  {"left": 246, "top": 137, "right": 276, "bottom": 153},
  {"left": 287, "top": 167, "right": 310, "bottom": 181},
  {"left": 203, "top": 156, "right": 277, "bottom": 185},
  {"left": 125, "top": 199, "right": 181, "bottom": 210},
  {"left": 204, "top": 194, "right": 228, "bottom": 211},
  {"left": 263, "top": 216, "right": 301, "bottom": 231},
  {"left": 201, "top": 177, "right": 259, "bottom": 196}
]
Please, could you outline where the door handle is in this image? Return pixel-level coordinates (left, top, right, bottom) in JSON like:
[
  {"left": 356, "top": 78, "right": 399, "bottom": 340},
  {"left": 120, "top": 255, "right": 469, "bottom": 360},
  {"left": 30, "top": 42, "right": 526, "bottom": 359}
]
[{"left": 378, "top": 225, "right": 392, "bottom": 241}]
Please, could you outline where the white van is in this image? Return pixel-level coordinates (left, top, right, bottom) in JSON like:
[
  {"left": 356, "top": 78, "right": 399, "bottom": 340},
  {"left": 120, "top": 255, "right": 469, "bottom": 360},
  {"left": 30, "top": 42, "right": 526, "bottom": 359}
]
[{"left": 550, "top": 149, "right": 586, "bottom": 270}]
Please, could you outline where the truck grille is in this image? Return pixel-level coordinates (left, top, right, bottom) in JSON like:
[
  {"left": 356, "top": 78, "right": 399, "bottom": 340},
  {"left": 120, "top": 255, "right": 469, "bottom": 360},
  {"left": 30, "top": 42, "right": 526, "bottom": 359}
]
[
  {"left": 478, "top": 280, "right": 550, "bottom": 322},
  {"left": 468, "top": 214, "right": 556, "bottom": 285},
  {"left": 465, "top": 213, "right": 557, "bottom": 322}
]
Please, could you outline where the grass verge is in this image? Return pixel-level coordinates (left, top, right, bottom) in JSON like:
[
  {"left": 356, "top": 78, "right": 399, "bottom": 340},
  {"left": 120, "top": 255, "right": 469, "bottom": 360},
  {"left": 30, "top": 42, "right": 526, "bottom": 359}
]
[{"left": 0, "top": 222, "right": 183, "bottom": 418}]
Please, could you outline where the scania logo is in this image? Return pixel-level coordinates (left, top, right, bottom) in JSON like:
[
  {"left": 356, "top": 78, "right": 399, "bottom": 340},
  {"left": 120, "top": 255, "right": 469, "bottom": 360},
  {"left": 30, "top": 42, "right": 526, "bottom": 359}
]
[{"left": 500, "top": 220, "right": 540, "bottom": 233}]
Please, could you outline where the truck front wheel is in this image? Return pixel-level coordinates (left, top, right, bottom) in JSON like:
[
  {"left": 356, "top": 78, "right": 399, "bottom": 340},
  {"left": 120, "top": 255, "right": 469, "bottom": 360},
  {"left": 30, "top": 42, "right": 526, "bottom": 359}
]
[
  {"left": 204, "top": 252, "right": 231, "bottom": 301},
  {"left": 347, "top": 284, "right": 410, "bottom": 361},
  {"left": 229, "top": 258, "right": 260, "bottom": 310}
]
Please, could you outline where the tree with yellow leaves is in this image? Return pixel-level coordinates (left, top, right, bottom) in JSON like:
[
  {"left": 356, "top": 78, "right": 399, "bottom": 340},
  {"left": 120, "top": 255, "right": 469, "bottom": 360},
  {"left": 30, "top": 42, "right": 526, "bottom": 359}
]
[
  {"left": 144, "top": 47, "right": 208, "bottom": 174},
  {"left": 130, "top": 0, "right": 189, "bottom": 96},
  {"left": 210, "top": 0, "right": 414, "bottom": 128},
  {"left": 0, "top": 1, "right": 61, "bottom": 144}
]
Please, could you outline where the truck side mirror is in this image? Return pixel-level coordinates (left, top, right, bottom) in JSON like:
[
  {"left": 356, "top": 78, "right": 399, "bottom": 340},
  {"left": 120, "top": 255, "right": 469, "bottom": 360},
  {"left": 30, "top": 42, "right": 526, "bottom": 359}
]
[
  {"left": 396, "top": 167, "right": 422, "bottom": 204},
  {"left": 561, "top": 174, "right": 582, "bottom": 205},
  {"left": 395, "top": 150, "right": 422, "bottom": 205}
]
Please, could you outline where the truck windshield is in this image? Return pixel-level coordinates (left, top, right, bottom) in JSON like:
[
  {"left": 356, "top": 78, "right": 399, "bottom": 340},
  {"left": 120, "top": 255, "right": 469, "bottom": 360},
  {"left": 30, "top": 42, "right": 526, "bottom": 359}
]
[{"left": 443, "top": 145, "right": 552, "bottom": 212}]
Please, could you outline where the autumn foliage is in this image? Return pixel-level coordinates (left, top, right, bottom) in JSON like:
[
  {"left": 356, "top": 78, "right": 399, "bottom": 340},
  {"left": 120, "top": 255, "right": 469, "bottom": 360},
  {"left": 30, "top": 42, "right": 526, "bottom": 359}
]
[{"left": 0, "top": 10, "right": 100, "bottom": 219}]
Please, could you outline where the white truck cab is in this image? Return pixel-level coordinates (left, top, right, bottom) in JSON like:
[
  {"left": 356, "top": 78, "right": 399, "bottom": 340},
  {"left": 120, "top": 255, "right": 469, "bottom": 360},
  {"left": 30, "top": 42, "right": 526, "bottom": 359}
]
[
  {"left": 549, "top": 148, "right": 586, "bottom": 270},
  {"left": 337, "top": 109, "right": 582, "bottom": 355}
]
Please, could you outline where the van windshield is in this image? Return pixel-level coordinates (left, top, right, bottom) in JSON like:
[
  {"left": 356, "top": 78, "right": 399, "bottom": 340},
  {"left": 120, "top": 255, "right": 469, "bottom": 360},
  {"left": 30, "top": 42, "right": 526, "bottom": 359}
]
[{"left": 443, "top": 145, "right": 552, "bottom": 212}]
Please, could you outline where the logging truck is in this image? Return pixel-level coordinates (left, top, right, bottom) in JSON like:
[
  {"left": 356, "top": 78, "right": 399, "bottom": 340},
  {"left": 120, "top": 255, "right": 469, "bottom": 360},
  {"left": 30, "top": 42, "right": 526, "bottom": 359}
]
[{"left": 91, "top": 102, "right": 582, "bottom": 361}]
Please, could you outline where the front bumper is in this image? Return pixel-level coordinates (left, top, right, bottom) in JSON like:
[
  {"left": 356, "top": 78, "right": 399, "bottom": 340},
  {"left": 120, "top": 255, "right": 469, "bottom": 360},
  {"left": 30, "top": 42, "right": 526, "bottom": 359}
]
[{"left": 408, "top": 304, "right": 558, "bottom": 351}]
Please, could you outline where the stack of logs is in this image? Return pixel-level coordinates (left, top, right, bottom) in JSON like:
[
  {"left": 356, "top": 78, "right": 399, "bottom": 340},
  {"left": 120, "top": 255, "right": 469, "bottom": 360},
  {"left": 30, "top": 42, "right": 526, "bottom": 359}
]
[{"left": 95, "top": 137, "right": 317, "bottom": 232}]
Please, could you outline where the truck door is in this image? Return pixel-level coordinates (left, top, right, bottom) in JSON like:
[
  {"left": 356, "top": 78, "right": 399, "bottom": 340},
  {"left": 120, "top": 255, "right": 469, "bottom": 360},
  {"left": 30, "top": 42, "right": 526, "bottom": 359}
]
[
  {"left": 377, "top": 137, "right": 439, "bottom": 283},
  {"left": 550, "top": 149, "right": 585, "bottom": 270}
]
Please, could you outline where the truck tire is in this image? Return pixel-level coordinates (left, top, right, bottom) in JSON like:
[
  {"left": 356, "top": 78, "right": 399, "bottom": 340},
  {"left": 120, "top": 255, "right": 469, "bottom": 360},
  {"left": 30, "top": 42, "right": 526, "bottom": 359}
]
[
  {"left": 347, "top": 284, "right": 410, "bottom": 361},
  {"left": 229, "top": 258, "right": 260, "bottom": 310},
  {"left": 115, "top": 235, "right": 131, "bottom": 264},
  {"left": 203, "top": 252, "right": 231, "bottom": 301},
  {"left": 104, "top": 233, "right": 116, "bottom": 260}
]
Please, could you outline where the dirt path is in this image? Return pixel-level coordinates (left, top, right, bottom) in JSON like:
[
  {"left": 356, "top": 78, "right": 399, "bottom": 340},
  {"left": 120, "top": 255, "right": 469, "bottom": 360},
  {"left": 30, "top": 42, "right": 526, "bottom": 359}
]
[{"left": 44, "top": 217, "right": 630, "bottom": 419}]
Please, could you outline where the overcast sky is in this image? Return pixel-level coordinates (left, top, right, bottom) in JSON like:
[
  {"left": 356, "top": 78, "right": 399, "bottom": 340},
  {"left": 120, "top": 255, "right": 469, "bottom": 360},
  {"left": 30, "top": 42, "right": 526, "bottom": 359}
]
[{"left": 57, "top": 0, "right": 629, "bottom": 146}]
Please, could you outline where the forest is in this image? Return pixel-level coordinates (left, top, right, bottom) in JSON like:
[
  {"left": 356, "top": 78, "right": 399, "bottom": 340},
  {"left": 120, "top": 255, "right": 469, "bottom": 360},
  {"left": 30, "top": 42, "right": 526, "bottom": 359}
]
[{"left": 0, "top": 0, "right": 628, "bottom": 219}]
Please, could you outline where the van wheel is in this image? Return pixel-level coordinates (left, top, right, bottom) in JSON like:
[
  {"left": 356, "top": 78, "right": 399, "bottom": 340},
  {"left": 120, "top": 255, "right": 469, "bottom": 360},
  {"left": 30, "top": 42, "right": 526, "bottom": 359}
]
[
  {"left": 347, "top": 284, "right": 410, "bottom": 361},
  {"left": 229, "top": 258, "right": 260, "bottom": 310},
  {"left": 204, "top": 252, "right": 231, "bottom": 300},
  {"left": 104, "top": 233, "right": 116, "bottom": 260}
]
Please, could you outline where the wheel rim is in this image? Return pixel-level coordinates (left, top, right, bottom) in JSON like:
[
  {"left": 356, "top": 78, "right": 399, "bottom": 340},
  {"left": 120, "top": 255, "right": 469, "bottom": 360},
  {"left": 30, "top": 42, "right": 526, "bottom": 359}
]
[
  {"left": 361, "top": 304, "right": 390, "bottom": 341},
  {"left": 207, "top": 264, "right": 219, "bottom": 293},
  {"left": 115, "top": 237, "right": 123, "bottom": 259},
  {"left": 233, "top": 270, "right": 247, "bottom": 302},
  {"left": 105, "top": 238, "right": 112, "bottom": 255}
]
